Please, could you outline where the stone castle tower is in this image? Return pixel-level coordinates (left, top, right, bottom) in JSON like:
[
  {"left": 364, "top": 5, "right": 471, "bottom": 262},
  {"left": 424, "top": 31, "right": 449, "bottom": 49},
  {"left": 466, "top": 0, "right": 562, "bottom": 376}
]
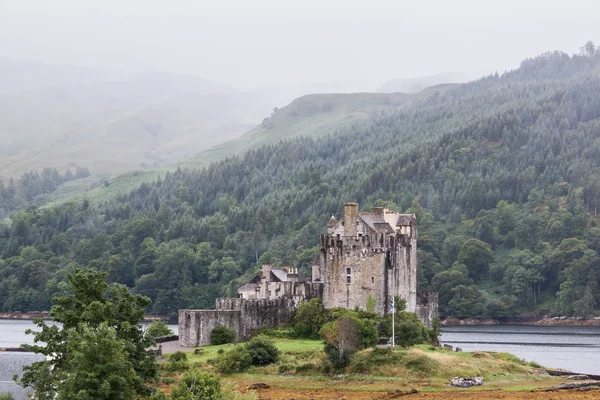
[{"left": 312, "top": 202, "right": 418, "bottom": 315}]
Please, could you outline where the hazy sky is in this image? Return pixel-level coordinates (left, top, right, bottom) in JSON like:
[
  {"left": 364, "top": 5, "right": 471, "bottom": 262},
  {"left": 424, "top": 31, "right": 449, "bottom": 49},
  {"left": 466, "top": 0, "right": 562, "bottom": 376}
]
[{"left": 0, "top": 0, "right": 597, "bottom": 89}]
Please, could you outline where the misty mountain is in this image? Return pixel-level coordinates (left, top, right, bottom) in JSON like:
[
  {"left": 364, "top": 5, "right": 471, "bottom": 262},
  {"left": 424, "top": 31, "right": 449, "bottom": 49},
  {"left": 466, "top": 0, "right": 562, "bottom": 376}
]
[
  {"left": 1, "top": 60, "right": 373, "bottom": 183},
  {"left": 378, "top": 72, "right": 478, "bottom": 93}
]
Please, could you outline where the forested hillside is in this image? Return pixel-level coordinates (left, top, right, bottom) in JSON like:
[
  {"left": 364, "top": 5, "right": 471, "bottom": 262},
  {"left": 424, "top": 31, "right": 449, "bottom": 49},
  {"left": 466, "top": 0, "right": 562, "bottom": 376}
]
[{"left": 2, "top": 47, "right": 600, "bottom": 319}]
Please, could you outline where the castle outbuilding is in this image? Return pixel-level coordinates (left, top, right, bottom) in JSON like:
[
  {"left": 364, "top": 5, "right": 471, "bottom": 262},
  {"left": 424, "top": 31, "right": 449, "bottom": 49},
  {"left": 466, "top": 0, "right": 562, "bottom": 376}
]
[{"left": 179, "top": 202, "right": 437, "bottom": 347}]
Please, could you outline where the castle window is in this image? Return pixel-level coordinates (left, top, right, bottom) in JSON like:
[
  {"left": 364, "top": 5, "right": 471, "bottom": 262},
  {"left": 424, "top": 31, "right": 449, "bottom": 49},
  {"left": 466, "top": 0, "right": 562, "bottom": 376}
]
[
  {"left": 346, "top": 267, "right": 351, "bottom": 284},
  {"left": 346, "top": 275, "right": 351, "bottom": 284},
  {"left": 346, "top": 268, "right": 351, "bottom": 275},
  {"left": 372, "top": 277, "right": 374, "bottom": 283}
]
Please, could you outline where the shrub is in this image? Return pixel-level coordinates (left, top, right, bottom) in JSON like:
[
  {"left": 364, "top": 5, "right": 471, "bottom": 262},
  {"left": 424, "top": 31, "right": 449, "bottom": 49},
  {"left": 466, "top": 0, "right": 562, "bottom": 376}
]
[
  {"left": 293, "top": 298, "right": 327, "bottom": 339},
  {"left": 405, "top": 354, "right": 438, "bottom": 374},
  {"left": 0, "top": 394, "right": 15, "bottom": 400},
  {"left": 214, "top": 345, "right": 252, "bottom": 374},
  {"left": 170, "top": 369, "right": 223, "bottom": 400},
  {"left": 246, "top": 336, "right": 279, "bottom": 366},
  {"left": 145, "top": 320, "right": 174, "bottom": 340},
  {"left": 164, "top": 350, "right": 188, "bottom": 371},
  {"left": 211, "top": 326, "right": 237, "bottom": 345},
  {"left": 170, "top": 351, "right": 188, "bottom": 362}
]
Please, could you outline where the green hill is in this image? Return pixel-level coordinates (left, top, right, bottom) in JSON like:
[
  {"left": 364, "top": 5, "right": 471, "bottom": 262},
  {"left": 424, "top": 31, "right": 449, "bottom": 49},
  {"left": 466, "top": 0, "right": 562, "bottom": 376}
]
[
  {"left": 3, "top": 47, "right": 600, "bottom": 320},
  {"left": 42, "top": 87, "right": 455, "bottom": 205}
]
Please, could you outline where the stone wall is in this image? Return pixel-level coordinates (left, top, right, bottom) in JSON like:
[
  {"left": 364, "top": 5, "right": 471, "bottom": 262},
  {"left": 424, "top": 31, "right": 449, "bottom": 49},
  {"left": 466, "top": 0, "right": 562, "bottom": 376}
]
[
  {"left": 179, "top": 297, "right": 300, "bottom": 347},
  {"left": 179, "top": 309, "right": 242, "bottom": 347},
  {"left": 416, "top": 291, "right": 439, "bottom": 328}
]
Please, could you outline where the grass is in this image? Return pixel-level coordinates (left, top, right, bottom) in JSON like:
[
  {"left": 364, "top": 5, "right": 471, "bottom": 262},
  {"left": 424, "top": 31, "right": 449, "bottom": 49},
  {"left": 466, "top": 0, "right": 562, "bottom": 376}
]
[{"left": 159, "top": 338, "right": 560, "bottom": 395}]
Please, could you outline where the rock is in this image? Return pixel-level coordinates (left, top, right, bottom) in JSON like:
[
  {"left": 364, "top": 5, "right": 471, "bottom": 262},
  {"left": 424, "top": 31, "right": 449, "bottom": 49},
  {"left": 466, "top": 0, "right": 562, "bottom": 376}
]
[
  {"left": 565, "top": 375, "right": 590, "bottom": 380},
  {"left": 449, "top": 376, "right": 484, "bottom": 387},
  {"left": 455, "top": 347, "right": 463, "bottom": 352},
  {"left": 443, "top": 344, "right": 453, "bottom": 351},
  {"left": 555, "top": 381, "right": 600, "bottom": 390}
]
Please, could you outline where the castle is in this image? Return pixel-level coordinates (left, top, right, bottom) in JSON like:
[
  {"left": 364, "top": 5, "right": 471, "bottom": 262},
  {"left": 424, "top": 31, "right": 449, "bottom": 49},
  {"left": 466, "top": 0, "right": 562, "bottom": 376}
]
[{"left": 179, "top": 203, "right": 437, "bottom": 347}]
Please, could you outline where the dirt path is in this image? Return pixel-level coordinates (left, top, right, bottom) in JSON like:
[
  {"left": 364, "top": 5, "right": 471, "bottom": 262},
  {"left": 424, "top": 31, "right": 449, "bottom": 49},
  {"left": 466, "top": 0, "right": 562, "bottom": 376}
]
[{"left": 253, "top": 387, "right": 600, "bottom": 399}]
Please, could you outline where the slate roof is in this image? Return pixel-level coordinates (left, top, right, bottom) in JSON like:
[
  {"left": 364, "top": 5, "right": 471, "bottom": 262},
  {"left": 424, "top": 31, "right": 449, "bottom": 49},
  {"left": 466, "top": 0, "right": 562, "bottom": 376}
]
[
  {"left": 0, "top": 352, "right": 44, "bottom": 400},
  {"left": 359, "top": 214, "right": 394, "bottom": 234},
  {"left": 238, "top": 283, "right": 260, "bottom": 292},
  {"left": 396, "top": 214, "right": 415, "bottom": 226},
  {"left": 270, "top": 269, "right": 288, "bottom": 282}
]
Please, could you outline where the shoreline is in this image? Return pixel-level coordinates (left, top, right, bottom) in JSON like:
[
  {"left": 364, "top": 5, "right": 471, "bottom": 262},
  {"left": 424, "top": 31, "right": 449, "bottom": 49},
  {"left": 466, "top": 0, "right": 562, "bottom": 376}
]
[
  {"left": 0, "top": 312, "right": 170, "bottom": 322},
  {"left": 442, "top": 316, "right": 600, "bottom": 326}
]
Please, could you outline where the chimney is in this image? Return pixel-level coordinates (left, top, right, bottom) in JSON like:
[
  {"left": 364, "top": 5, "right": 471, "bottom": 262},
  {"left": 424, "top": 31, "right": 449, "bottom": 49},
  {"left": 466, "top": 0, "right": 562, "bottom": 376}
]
[{"left": 344, "top": 202, "right": 358, "bottom": 237}]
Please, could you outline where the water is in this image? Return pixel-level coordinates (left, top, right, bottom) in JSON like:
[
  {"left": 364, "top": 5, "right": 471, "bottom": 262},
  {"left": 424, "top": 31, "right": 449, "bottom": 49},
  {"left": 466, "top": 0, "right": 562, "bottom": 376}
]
[
  {"left": 0, "top": 319, "right": 179, "bottom": 348},
  {"left": 441, "top": 324, "right": 600, "bottom": 374},
  {"left": 3, "top": 320, "right": 600, "bottom": 374}
]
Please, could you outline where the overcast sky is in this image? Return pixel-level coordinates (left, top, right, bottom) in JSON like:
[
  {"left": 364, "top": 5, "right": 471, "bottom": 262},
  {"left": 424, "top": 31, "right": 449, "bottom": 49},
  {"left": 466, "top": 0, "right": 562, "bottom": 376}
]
[{"left": 0, "top": 0, "right": 597, "bottom": 89}]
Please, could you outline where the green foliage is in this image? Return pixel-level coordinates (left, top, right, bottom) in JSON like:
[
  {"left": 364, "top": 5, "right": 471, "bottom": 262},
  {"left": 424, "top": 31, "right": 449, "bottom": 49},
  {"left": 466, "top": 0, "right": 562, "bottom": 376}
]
[
  {"left": 292, "top": 298, "right": 327, "bottom": 339},
  {"left": 145, "top": 320, "right": 174, "bottom": 340},
  {"left": 328, "top": 309, "right": 379, "bottom": 348},
  {"left": 320, "top": 317, "right": 362, "bottom": 370},
  {"left": 213, "top": 346, "right": 252, "bottom": 374},
  {"left": 245, "top": 336, "right": 279, "bottom": 366},
  {"left": 15, "top": 269, "right": 157, "bottom": 399},
  {"left": 170, "top": 369, "right": 223, "bottom": 400},
  {"left": 0, "top": 394, "right": 14, "bottom": 400},
  {"left": 210, "top": 326, "right": 237, "bottom": 345},
  {"left": 165, "top": 351, "right": 189, "bottom": 372}
]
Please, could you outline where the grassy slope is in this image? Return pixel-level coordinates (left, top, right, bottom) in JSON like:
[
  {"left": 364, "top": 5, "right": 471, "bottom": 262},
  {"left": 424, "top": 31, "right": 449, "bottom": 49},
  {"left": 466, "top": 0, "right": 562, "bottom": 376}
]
[
  {"left": 46, "top": 85, "right": 457, "bottom": 206},
  {"left": 159, "top": 340, "right": 560, "bottom": 395}
]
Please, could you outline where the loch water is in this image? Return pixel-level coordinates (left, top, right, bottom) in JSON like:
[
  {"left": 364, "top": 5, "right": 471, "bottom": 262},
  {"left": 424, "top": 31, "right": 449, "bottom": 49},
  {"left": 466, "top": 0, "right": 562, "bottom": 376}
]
[
  {"left": 0, "top": 319, "right": 179, "bottom": 348},
  {"left": 440, "top": 324, "right": 600, "bottom": 374},
  {"left": 2, "top": 320, "right": 600, "bottom": 374}
]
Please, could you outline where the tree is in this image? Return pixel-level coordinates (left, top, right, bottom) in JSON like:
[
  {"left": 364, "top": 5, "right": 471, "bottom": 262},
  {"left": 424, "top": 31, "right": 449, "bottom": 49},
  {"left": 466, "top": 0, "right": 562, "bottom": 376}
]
[
  {"left": 321, "top": 317, "right": 361, "bottom": 370},
  {"left": 457, "top": 239, "right": 494, "bottom": 281},
  {"left": 17, "top": 269, "right": 157, "bottom": 399},
  {"left": 145, "top": 320, "right": 174, "bottom": 340},
  {"left": 293, "top": 298, "right": 327, "bottom": 339}
]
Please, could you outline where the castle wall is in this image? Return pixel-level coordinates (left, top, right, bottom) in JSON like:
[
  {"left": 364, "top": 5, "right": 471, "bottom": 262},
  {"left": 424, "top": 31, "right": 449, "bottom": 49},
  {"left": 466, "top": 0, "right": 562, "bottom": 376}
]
[
  {"left": 416, "top": 291, "right": 439, "bottom": 328},
  {"left": 393, "top": 233, "right": 418, "bottom": 313},
  {"left": 320, "top": 234, "right": 388, "bottom": 314},
  {"left": 179, "top": 309, "right": 242, "bottom": 347},
  {"left": 179, "top": 297, "right": 300, "bottom": 347}
]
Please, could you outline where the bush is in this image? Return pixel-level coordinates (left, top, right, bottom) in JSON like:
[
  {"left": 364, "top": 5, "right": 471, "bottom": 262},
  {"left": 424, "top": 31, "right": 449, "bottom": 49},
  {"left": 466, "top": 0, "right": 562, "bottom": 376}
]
[
  {"left": 246, "top": 336, "right": 279, "bottom": 366},
  {"left": 293, "top": 298, "right": 327, "bottom": 339},
  {"left": 405, "top": 354, "right": 439, "bottom": 374},
  {"left": 145, "top": 320, "right": 174, "bottom": 340},
  {"left": 214, "top": 345, "right": 252, "bottom": 374},
  {"left": 211, "top": 326, "right": 237, "bottom": 345},
  {"left": 164, "top": 350, "right": 188, "bottom": 371},
  {"left": 0, "top": 394, "right": 15, "bottom": 400},
  {"left": 170, "top": 351, "right": 188, "bottom": 362},
  {"left": 170, "top": 369, "right": 223, "bottom": 400}
]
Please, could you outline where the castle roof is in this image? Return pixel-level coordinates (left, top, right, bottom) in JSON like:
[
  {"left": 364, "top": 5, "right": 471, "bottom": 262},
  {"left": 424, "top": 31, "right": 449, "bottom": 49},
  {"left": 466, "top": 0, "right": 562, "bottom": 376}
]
[
  {"left": 270, "top": 269, "right": 288, "bottom": 282},
  {"left": 396, "top": 214, "right": 416, "bottom": 226},
  {"left": 359, "top": 214, "right": 394, "bottom": 234},
  {"left": 238, "top": 283, "right": 260, "bottom": 292}
]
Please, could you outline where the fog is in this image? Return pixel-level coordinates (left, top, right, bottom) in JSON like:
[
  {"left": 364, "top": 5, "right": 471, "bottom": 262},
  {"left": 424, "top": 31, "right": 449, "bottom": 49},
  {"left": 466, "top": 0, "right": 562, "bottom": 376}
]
[{"left": 0, "top": 0, "right": 597, "bottom": 89}]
